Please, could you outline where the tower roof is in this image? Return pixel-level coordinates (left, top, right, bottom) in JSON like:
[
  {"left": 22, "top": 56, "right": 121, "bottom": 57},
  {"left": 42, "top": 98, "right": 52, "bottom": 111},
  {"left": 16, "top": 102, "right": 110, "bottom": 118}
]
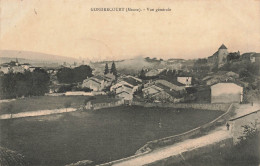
[{"left": 219, "top": 44, "right": 227, "bottom": 49}]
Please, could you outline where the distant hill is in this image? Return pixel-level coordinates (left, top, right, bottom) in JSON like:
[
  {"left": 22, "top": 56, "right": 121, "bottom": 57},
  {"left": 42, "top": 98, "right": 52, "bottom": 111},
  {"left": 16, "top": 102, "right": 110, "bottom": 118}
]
[{"left": 0, "top": 50, "right": 80, "bottom": 66}]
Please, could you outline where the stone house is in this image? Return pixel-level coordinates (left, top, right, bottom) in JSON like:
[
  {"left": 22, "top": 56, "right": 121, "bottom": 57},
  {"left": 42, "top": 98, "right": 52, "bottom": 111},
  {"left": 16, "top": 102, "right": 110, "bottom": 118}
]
[
  {"left": 142, "top": 84, "right": 163, "bottom": 97},
  {"left": 211, "top": 82, "right": 243, "bottom": 103},
  {"left": 116, "top": 91, "right": 133, "bottom": 100},
  {"left": 82, "top": 74, "right": 116, "bottom": 92},
  {"left": 177, "top": 77, "right": 192, "bottom": 87},
  {"left": 110, "top": 76, "right": 142, "bottom": 100},
  {"left": 142, "top": 80, "right": 184, "bottom": 103},
  {"left": 82, "top": 75, "right": 105, "bottom": 91}
]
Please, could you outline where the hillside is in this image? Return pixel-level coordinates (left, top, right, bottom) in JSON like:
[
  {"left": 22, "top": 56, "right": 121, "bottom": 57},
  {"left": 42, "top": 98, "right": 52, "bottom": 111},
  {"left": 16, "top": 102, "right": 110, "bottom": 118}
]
[{"left": 0, "top": 50, "right": 80, "bottom": 65}]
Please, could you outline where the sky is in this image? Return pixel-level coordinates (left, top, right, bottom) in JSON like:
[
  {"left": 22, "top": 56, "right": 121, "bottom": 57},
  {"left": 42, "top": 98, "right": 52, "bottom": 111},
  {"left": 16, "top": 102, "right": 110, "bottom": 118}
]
[{"left": 0, "top": 0, "right": 260, "bottom": 61}]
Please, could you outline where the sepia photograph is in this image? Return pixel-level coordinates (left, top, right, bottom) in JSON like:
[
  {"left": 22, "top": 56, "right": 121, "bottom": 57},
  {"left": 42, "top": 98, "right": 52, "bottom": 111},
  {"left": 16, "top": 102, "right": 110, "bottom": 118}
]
[{"left": 0, "top": 0, "right": 259, "bottom": 166}]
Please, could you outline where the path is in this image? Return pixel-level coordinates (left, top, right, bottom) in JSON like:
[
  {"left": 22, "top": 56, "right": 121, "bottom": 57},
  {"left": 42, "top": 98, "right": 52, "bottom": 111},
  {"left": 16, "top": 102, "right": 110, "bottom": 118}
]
[
  {"left": 232, "top": 103, "right": 260, "bottom": 119},
  {"left": 0, "top": 108, "right": 77, "bottom": 119},
  {"left": 0, "top": 99, "right": 16, "bottom": 103},
  {"left": 112, "top": 103, "right": 260, "bottom": 166}
]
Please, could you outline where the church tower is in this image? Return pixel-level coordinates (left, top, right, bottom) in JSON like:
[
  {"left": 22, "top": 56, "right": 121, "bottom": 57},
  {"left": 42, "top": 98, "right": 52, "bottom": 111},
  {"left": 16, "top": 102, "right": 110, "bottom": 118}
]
[{"left": 217, "top": 44, "right": 228, "bottom": 67}]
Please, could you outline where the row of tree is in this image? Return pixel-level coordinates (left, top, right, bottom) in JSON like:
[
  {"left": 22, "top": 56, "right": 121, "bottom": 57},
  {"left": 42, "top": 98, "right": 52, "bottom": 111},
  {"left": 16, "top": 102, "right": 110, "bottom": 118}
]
[
  {"left": 0, "top": 69, "right": 50, "bottom": 99},
  {"left": 104, "top": 62, "right": 117, "bottom": 76}
]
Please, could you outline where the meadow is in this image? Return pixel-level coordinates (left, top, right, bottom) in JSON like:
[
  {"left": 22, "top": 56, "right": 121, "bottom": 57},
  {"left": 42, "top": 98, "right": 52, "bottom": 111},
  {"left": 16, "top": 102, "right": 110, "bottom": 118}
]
[{"left": 0, "top": 105, "right": 223, "bottom": 166}]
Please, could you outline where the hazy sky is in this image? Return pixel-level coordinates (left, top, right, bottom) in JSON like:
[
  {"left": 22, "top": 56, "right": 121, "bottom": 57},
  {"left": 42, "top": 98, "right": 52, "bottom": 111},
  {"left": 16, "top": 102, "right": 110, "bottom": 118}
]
[{"left": 1, "top": 0, "right": 260, "bottom": 61}]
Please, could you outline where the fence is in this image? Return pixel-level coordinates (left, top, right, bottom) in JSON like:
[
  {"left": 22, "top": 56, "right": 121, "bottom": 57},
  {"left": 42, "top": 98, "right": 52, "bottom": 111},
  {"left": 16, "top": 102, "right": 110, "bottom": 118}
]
[
  {"left": 85, "top": 99, "right": 125, "bottom": 110},
  {"left": 0, "top": 108, "right": 76, "bottom": 120}
]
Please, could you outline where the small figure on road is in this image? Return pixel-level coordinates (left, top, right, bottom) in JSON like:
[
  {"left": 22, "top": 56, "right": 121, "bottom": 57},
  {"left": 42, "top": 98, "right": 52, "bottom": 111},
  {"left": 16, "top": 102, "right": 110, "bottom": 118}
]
[
  {"left": 251, "top": 102, "right": 254, "bottom": 106},
  {"left": 226, "top": 122, "right": 230, "bottom": 130}
]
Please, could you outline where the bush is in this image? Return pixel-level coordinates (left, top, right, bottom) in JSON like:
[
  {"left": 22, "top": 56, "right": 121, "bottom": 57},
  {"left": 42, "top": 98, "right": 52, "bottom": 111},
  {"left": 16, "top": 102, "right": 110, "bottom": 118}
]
[{"left": 224, "top": 123, "right": 259, "bottom": 165}]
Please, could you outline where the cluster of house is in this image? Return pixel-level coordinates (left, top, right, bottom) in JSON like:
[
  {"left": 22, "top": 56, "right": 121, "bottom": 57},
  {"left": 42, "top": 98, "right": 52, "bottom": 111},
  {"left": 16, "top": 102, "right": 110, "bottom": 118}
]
[
  {"left": 82, "top": 71, "right": 194, "bottom": 103},
  {"left": 0, "top": 59, "right": 39, "bottom": 74},
  {"left": 82, "top": 66, "right": 246, "bottom": 104}
]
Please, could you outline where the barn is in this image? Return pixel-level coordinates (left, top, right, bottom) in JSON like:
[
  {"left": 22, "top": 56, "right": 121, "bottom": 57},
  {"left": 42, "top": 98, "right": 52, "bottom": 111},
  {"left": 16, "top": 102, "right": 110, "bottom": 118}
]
[{"left": 211, "top": 82, "right": 243, "bottom": 103}]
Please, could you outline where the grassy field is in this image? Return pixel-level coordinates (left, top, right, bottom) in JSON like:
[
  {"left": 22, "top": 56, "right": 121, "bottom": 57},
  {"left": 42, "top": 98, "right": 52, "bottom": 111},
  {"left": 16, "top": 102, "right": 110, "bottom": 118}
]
[
  {"left": 0, "top": 106, "right": 223, "bottom": 166},
  {"left": 0, "top": 95, "right": 119, "bottom": 115}
]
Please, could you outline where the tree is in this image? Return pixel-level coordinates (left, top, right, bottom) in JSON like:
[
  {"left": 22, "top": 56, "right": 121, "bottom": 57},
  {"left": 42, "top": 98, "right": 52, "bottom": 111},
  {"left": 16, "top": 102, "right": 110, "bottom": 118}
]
[
  {"left": 239, "top": 69, "right": 250, "bottom": 78},
  {"left": 73, "top": 65, "right": 93, "bottom": 82},
  {"left": 139, "top": 69, "right": 146, "bottom": 79},
  {"left": 227, "top": 52, "right": 240, "bottom": 62},
  {"left": 104, "top": 63, "right": 109, "bottom": 74},
  {"left": 57, "top": 65, "right": 93, "bottom": 83},
  {"left": 110, "top": 62, "right": 117, "bottom": 76},
  {"left": 31, "top": 68, "right": 50, "bottom": 96}
]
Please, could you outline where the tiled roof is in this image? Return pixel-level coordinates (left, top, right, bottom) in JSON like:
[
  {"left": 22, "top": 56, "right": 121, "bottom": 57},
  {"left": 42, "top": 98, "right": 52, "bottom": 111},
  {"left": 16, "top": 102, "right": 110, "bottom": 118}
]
[
  {"left": 155, "top": 83, "right": 182, "bottom": 98},
  {"left": 123, "top": 77, "right": 141, "bottom": 86},
  {"left": 89, "top": 78, "right": 101, "bottom": 84},
  {"left": 117, "top": 91, "right": 130, "bottom": 95},
  {"left": 93, "top": 75, "right": 105, "bottom": 80}
]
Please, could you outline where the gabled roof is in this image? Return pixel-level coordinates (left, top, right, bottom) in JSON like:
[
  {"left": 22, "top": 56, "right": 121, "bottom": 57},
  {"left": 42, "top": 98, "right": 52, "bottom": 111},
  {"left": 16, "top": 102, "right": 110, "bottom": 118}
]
[
  {"left": 210, "top": 82, "right": 243, "bottom": 88},
  {"left": 123, "top": 84, "right": 133, "bottom": 89},
  {"left": 123, "top": 77, "right": 141, "bottom": 86},
  {"left": 117, "top": 91, "right": 130, "bottom": 95},
  {"left": 154, "top": 83, "right": 182, "bottom": 98},
  {"left": 142, "top": 84, "right": 163, "bottom": 92},
  {"left": 93, "top": 75, "right": 105, "bottom": 81},
  {"left": 88, "top": 78, "right": 101, "bottom": 85},
  {"left": 156, "top": 79, "right": 185, "bottom": 87},
  {"left": 219, "top": 44, "right": 227, "bottom": 49}
]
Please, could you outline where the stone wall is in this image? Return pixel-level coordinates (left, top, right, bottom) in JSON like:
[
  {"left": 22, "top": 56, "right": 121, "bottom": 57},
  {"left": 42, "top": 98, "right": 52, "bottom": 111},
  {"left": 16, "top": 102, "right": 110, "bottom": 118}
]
[
  {"left": 85, "top": 99, "right": 125, "bottom": 110},
  {"left": 132, "top": 101, "right": 230, "bottom": 112}
]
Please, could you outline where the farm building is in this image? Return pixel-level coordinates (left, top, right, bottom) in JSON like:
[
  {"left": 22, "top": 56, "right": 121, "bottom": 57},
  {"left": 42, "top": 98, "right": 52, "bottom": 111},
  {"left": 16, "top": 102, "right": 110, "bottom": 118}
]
[
  {"left": 142, "top": 80, "right": 185, "bottom": 103},
  {"left": 82, "top": 74, "right": 115, "bottom": 92},
  {"left": 111, "top": 76, "right": 142, "bottom": 100},
  {"left": 177, "top": 77, "right": 192, "bottom": 87},
  {"left": 82, "top": 75, "right": 105, "bottom": 91},
  {"left": 211, "top": 83, "right": 243, "bottom": 103}
]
